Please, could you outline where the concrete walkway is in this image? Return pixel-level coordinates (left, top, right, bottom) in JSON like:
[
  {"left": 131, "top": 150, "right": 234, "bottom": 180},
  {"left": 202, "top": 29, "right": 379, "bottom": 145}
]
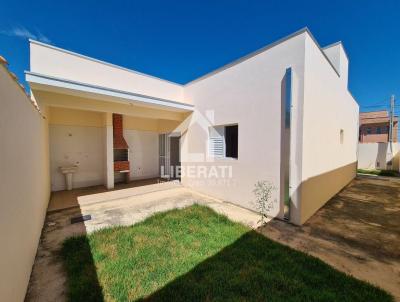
[{"left": 25, "top": 184, "right": 261, "bottom": 301}]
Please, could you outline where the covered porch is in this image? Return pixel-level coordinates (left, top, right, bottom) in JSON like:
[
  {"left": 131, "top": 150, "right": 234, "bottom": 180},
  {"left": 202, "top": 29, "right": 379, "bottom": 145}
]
[{"left": 26, "top": 71, "right": 193, "bottom": 205}]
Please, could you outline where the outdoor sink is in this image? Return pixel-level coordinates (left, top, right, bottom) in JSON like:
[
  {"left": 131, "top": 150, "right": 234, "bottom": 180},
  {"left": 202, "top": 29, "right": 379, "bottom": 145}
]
[{"left": 59, "top": 165, "right": 78, "bottom": 190}]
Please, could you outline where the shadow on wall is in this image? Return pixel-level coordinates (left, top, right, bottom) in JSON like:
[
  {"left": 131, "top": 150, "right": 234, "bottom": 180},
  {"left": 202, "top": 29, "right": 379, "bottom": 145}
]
[
  {"left": 393, "top": 151, "right": 400, "bottom": 171},
  {"left": 289, "top": 161, "right": 357, "bottom": 225},
  {"left": 377, "top": 143, "right": 388, "bottom": 169},
  {"left": 358, "top": 143, "right": 400, "bottom": 171}
]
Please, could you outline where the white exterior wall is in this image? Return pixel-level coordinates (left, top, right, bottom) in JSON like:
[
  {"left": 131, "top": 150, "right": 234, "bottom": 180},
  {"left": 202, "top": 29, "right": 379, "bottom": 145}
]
[
  {"left": 181, "top": 33, "right": 307, "bottom": 214},
  {"left": 49, "top": 125, "right": 105, "bottom": 191},
  {"left": 298, "top": 35, "right": 359, "bottom": 224},
  {"left": 358, "top": 143, "right": 400, "bottom": 170},
  {"left": 30, "top": 41, "right": 185, "bottom": 103},
  {"left": 124, "top": 130, "right": 159, "bottom": 180},
  {"left": 0, "top": 65, "right": 50, "bottom": 301},
  {"left": 303, "top": 35, "right": 358, "bottom": 181},
  {"left": 323, "top": 43, "right": 349, "bottom": 87}
]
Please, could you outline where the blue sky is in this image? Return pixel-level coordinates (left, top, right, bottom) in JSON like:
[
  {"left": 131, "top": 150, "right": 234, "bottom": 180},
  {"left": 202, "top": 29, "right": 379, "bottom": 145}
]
[{"left": 1, "top": 0, "right": 399, "bottom": 113}]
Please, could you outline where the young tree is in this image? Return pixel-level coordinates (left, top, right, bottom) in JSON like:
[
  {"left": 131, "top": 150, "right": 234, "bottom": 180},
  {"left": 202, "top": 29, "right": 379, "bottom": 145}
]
[{"left": 253, "top": 181, "right": 276, "bottom": 225}]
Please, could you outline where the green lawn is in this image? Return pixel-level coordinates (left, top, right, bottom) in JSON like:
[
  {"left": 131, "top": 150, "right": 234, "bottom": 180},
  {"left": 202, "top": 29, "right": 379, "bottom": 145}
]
[
  {"left": 62, "top": 205, "right": 392, "bottom": 302},
  {"left": 357, "top": 168, "right": 400, "bottom": 177}
]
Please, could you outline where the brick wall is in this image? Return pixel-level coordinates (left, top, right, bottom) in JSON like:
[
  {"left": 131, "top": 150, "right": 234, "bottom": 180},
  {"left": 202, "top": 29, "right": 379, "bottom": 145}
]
[
  {"left": 113, "top": 113, "right": 128, "bottom": 149},
  {"left": 114, "top": 160, "right": 130, "bottom": 172}
]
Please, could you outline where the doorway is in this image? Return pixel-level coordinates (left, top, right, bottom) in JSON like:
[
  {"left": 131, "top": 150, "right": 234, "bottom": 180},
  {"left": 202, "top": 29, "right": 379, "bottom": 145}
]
[
  {"left": 170, "top": 136, "right": 181, "bottom": 180},
  {"left": 159, "top": 134, "right": 180, "bottom": 180}
]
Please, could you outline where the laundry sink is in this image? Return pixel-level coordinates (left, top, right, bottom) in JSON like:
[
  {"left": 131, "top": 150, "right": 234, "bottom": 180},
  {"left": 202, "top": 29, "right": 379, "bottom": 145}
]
[{"left": 59, "top": 165, "right": 78, "bottom": 190}]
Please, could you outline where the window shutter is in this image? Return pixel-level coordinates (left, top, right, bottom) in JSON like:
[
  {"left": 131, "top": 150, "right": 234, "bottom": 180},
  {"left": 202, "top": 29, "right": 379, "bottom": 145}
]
[
  {"left": 209, "top": 126, "right": 225, "bottom": 158},
  {"left": 209, "top": 137, "right": 225, "bottom": 158}
]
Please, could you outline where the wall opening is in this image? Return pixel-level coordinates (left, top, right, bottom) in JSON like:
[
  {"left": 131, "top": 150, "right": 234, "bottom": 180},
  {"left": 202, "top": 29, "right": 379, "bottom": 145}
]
[
  {"left": 340, "top": 129, "right": 344, "bottom": 144},
  {"left": 283, "top": 68, "right": 292, "bottom": 221},
  {"left": 225, "top": 125, "right": 238, "bottom": 159},
  {"left": 209, "top": 124, "right": 239, "bottom": 159}
]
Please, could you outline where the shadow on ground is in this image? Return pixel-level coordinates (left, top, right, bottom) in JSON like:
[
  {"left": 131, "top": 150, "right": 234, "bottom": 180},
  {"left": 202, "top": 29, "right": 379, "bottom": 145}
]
[
  {"left": 59, "top": 205, "right": 391, "bottom": 302},
  {"left": 138, "top": 231, "right": 390, "bottom": 302},
  {"left": 260, "top": 175, "right": 400, "bottom": 300}
]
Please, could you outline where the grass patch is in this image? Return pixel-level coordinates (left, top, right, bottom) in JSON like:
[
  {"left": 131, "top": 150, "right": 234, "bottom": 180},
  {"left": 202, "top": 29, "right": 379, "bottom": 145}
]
[
  {"left": 357, "top": 168, "right": 400, "bottom": 177},
  {"left": 62, "top": 205, "right": 392, "bottom": 301}
]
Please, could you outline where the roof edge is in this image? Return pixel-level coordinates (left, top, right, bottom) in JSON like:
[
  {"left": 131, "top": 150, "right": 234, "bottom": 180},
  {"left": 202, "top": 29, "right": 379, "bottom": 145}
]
[
  {"left": 322, "top": 40, "right": 349, "bottom": 61},
  {"left": 28, "top": 39, "right": 184, "bottom": 87},
  {"left": 184, "top": 27, "right": 309, "bottom": 86},
  {"left": 29, "top": 27, "right": 344, "bottom": 88},
  {"left": 25, "top": 71, "right": 194, "bottom": 111},
  {"left": 185, "top": 27, "right": 344, "bottom": 85}
]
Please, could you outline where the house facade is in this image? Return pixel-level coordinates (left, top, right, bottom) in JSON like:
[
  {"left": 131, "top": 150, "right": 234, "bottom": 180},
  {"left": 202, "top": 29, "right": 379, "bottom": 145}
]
[
  {"left": 359, "top": 110, "right": 398, "bottom": 143},
  {"left": 2, "top": 28, "right": 360, "bottom": 301},
  {"left": 25, "top": 28, "right": 358, "bottom": 226}
]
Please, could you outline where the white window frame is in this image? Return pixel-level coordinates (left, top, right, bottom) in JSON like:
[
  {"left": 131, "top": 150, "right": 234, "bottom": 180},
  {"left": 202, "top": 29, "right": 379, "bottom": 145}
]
[{"left": 208, "top": 124, "right": 238, "bottom": 160}]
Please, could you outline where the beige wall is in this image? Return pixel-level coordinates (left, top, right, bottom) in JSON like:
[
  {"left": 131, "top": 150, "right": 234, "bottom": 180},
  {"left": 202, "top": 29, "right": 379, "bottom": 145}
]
[
  {"left": 49, "top": 106, "right": 104, "bottom": 127},
  {"left": 300, "top": 162, "right": 356, "bottom": 223},
  {"left": 0, "top": 65, "right": 50, "bottom": 301},
  {"left": 297, "top": 35, "right": 359, "bottom": 224},
  {"left": 49, "top": 107, "right": 105, "bottom": 191},
  {"left": 30, "top": 40, "right": 185, "bottom": 103},
  {"left": 47, "top": 107, "right": 178, "bottom": 190},
  {"left": 124, "top": 115, "right": 181, "bottom": 133},
  {"left": 34, "top": 90, "right": 185, "bottom": 121}
]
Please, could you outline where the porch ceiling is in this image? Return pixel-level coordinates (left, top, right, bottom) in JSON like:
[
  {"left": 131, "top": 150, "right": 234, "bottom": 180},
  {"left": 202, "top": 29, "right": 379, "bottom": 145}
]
[{"left": 25, "top": 71, "right": 194, "bottom": 113}]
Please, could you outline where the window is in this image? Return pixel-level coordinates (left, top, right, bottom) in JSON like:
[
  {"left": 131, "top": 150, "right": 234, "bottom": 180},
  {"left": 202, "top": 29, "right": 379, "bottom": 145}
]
[
  {"left": 225, "top": 125, "right": 238, "bottom": 158},
  {"left": 367, "top": 127, "right": 371, "bottom": 134},
  {"left": 376, "top": 126, "right": 381, "bottom": 134},
  {"left": 209, "top": 124, "right": 238, "bottom": 159},
  {"left": 340, "top": 129, "right": 344, "bottom": 144}
]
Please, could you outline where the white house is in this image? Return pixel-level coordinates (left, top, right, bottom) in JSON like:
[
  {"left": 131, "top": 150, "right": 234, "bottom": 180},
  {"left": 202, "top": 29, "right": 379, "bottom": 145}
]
[
  {"left": 24, "top": 27, "right": 358, "bottom": 226},
  {"left": 1, "top": 27, "right": 359, "bottom": 302}
]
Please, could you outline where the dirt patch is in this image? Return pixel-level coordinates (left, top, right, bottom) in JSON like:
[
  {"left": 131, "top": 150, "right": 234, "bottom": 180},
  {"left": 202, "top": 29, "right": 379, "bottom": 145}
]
[{"left": 259, "top": 176, "right": 400, "bottom": 300}]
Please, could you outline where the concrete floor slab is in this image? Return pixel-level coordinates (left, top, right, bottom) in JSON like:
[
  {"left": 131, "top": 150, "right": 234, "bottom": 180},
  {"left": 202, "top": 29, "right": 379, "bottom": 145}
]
[{"left": 47, "top": 178, "right": 177, "bottom": 212}]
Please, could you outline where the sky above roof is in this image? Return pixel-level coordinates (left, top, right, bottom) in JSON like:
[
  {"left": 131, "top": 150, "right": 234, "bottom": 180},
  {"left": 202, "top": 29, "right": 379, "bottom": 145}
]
[{"left": 1, "top": 0, "right": 399, "bottom": 114}]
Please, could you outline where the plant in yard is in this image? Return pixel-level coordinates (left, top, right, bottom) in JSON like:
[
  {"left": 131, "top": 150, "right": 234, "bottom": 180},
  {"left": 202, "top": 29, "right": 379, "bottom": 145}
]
[
  {"left": 253, "top": 180, "right": 276, "bottom": 225},
  {"left": 61, "top": 205, "right": 393, "bottom": 301}
]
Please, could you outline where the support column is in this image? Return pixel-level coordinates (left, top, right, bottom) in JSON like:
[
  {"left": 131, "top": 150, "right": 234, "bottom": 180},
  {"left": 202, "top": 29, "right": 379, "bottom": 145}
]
[{"left": 104, "top": 112, "right": 114, "bottom": 189}]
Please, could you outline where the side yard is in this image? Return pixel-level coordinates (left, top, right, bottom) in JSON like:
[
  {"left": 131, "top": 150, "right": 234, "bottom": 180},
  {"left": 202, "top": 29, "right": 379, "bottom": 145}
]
[{"left": 261, "top": 176, "right": 400, "bottom": 300}]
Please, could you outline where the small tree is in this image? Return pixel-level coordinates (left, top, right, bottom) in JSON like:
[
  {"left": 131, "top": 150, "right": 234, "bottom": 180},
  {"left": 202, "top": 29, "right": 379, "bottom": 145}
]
[{"left": 253, "top": 180, "right": 276, "bottom": 225}]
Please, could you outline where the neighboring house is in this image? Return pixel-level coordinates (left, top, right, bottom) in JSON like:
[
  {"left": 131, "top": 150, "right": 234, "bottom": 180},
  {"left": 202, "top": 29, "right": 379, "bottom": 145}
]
[
  {"left": 358, "top": 110, "right": 399, "bottom": 171},
  {"left": 24, "top": 27, "right": 359, "bottom": 226},
  {"left": 359, "top": 110, "right": 398, "bottom": 143}
]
